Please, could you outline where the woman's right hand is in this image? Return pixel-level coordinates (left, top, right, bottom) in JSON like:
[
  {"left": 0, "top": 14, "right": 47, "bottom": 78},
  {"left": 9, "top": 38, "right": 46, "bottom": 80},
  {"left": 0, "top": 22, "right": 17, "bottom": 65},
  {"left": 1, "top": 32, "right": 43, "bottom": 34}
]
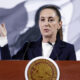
[{"left": 0, "top": 23, "right": 7, "bottom": 37}]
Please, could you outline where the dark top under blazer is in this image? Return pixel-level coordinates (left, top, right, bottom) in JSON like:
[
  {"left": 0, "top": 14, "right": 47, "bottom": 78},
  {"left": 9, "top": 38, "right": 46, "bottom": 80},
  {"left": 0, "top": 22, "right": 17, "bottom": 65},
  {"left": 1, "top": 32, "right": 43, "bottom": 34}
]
[{"left": 12, "top": 38, "right": 76, "bottom": 60}]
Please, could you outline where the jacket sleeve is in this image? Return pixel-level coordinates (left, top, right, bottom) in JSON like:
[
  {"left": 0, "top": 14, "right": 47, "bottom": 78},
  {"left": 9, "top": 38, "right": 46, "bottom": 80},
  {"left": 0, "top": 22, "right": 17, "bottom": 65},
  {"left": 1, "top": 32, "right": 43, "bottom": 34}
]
[{"left": 1, "top": 44, "right": 11, "bottom": 60}]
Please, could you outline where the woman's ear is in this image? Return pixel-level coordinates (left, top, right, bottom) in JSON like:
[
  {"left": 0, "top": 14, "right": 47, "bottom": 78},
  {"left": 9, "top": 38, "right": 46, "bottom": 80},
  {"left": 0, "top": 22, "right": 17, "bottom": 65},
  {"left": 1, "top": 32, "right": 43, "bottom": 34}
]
[{"left": 58, "top": 21, "right": 62, "bottom": 29}]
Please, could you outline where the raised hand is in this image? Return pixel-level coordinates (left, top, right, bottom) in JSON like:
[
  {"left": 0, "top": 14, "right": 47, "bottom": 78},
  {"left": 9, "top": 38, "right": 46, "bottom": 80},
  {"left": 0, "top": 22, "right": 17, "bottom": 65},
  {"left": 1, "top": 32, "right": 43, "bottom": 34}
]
[{"left": 0, "top": 24, "right": 7, "bottom": 37}]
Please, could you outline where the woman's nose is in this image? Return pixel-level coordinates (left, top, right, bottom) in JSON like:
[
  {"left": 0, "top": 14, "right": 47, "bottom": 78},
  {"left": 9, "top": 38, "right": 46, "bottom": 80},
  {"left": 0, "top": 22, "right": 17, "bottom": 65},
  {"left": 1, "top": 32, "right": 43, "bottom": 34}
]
[{"left": 44, "top": 20, "right": 49, "bottom": 27}]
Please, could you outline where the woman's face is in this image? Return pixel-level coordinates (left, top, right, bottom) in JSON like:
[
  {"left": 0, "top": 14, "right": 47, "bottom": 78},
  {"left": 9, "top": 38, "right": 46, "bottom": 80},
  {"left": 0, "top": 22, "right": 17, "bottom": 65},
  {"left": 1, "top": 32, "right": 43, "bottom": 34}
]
[{"left": 39, "top": 8, "right": 62, "bottom": 38}]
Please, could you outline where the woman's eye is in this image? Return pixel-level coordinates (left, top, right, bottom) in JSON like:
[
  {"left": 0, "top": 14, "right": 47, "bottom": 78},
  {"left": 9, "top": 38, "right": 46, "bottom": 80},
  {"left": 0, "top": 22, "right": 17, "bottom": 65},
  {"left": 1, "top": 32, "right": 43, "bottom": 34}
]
[
  {"left": 41, "top": 18, "right": 45, "bottom": 21},
  {"left": 48, "top": 19, "right": 54, "bottom": 22}
]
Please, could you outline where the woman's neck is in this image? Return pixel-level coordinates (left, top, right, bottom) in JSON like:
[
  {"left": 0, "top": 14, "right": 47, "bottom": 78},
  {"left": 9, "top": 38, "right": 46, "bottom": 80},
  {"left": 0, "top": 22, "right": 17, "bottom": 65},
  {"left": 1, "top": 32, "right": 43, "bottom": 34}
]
[{"left": 42, "top": 36, "right": 56, "bottom": 43}]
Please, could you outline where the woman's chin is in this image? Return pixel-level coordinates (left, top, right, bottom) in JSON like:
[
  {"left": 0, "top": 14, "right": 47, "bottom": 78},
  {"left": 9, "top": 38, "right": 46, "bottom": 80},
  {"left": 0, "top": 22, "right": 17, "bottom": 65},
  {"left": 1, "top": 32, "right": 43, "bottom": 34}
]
[{"left": 43, "top": 34, "right": 51, "bottom": 38}]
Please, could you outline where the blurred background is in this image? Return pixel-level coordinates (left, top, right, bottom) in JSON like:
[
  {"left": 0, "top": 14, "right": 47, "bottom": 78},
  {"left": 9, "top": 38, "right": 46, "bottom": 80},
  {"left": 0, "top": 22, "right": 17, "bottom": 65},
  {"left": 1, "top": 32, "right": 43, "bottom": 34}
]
[{"left": 0, "top": 0, "right": 80, "bottom": 60}]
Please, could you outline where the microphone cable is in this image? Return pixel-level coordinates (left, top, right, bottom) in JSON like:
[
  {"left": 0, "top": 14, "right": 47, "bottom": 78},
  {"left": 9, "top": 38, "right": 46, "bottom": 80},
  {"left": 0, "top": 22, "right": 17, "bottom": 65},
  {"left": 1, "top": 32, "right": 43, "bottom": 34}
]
[{"left": 23, "top": 41, "right": 31, "bottom": 60}]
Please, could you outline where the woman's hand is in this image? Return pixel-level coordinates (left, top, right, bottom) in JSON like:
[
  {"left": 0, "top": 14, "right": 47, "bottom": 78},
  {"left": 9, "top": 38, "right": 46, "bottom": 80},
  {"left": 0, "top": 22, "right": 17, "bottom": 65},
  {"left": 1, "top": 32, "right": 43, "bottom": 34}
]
[{"left": 0, "top": 24, "right": 7, "bottom": 37}]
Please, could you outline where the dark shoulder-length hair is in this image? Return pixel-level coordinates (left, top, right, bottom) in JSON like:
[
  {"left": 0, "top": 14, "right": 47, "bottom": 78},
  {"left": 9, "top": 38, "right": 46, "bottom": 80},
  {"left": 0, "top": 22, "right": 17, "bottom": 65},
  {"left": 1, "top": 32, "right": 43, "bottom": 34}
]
[{"left": 35, "top": 5, "right": 63, "bottom": 40}]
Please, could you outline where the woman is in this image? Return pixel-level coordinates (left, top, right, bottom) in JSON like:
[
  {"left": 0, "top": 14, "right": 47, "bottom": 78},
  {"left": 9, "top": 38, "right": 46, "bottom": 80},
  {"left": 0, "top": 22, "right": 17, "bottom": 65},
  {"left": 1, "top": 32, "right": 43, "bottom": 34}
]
[{"left": 2, "top": 5, "right": 76, "bottom": 60}]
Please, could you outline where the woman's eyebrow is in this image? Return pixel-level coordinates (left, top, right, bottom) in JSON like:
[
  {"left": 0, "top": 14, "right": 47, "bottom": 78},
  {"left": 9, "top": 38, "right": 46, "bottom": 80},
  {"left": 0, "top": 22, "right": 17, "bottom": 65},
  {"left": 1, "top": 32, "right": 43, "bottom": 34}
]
[{"left": 48, "top": 16, "right": 54, "bottom": 19}]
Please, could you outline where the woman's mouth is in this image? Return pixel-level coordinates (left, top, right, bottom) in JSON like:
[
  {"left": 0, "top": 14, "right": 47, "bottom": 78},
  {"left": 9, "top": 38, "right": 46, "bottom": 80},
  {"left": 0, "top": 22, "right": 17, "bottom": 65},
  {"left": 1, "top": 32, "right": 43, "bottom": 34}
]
[{"left": 44, "top": 29, "right": 49, "bottom": 32}]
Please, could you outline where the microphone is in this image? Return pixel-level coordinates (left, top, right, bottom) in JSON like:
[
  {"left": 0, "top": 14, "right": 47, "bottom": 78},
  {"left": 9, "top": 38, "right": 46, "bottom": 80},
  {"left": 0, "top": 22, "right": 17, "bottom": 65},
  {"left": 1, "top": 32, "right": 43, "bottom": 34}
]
[
  {"left": 23, "top": 41, "right": 31, "bottom": 60},
  {"left": 48, "top": 42, "right": 53, "bottom": 46},
  {"left": 48, "top": 41, "right": 59, "bottom": 60}
]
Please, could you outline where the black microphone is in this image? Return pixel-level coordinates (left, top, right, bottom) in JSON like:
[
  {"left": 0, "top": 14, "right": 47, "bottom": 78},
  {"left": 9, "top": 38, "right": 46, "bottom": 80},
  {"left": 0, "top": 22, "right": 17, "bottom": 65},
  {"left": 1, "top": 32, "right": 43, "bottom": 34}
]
[
  {"left": 23, "top": 41, "right": 31, "bottom": 60},
  {"left": 48, "top": 41, "right": 59, "bottom": 60},
  {"left": 48, "top": 41, "right": 53, "bottom": 46}
]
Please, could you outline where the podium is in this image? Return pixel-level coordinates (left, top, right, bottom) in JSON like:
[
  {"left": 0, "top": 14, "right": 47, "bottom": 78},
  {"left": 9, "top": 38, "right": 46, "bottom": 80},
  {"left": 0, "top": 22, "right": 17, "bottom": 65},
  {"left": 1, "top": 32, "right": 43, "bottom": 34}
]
[{"left": 0, "top": 60, "right": 80, "bottom": 80}]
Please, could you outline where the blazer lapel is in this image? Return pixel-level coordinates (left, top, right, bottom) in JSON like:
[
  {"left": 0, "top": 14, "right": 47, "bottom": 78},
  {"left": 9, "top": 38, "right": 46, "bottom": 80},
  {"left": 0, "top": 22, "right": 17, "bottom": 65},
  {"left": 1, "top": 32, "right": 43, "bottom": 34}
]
[
  {"left": 50, "top": 44, "right": 60, "bottom": 60},
  {"left": 32, "top": 39, "right": 42, "bottom": 57},
  {"left": 50, "top": 39, "right": 65, "bottom": 60}
]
